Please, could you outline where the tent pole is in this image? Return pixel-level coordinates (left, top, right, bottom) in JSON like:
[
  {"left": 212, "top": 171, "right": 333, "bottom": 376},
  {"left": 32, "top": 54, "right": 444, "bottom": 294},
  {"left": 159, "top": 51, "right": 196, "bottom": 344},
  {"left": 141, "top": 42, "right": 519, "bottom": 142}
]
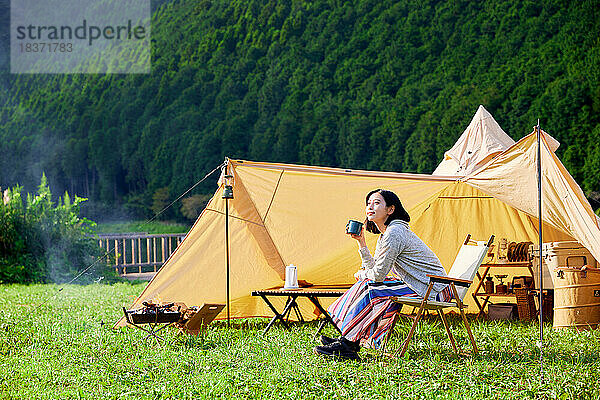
[
  {"left": 222, "top": 159, "right": 234, "bottom": 329},
  {"left": 536, "top": 119, "right": 544, "bottom": 384},
  {"left": 225, "top": 197, "right": 230, "bottom": 328}
]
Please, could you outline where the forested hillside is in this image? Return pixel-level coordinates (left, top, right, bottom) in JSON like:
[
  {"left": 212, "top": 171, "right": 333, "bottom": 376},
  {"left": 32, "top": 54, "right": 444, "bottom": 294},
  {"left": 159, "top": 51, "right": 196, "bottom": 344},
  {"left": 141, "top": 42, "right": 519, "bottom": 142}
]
[{"left": 1, "top": 0, "right": 599, "bottom": 220}]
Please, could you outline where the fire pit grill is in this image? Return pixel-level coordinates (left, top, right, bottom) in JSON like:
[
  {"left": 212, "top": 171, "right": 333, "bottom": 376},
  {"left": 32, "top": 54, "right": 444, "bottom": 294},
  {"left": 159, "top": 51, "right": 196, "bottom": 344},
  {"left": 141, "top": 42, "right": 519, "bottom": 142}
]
[{"left": 123, "top": 302, "right": 184, "bottom": 341}]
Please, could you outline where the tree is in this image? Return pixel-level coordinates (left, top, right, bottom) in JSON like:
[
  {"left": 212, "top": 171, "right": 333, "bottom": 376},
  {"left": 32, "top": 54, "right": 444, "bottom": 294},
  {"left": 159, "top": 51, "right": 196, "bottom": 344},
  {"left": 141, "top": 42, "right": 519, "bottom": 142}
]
[
  {"left": 151, "top": 187, "right": 172, "bottom": 220},
  {"left": 180, "top": 194, "right": 212, "bottom": 221}
]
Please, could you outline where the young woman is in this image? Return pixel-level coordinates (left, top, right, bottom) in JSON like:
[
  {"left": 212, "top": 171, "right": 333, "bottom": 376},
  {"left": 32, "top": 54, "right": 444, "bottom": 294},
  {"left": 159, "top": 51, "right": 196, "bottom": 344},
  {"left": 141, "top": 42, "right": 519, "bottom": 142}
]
[{"left": 313, "top": 189, "right": 452, "bottom": 360}]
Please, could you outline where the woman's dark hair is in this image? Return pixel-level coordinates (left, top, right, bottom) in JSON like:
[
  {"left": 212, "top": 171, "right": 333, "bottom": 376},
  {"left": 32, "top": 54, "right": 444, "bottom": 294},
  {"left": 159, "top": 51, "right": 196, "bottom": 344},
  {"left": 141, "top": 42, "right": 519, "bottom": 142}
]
[{"left": 365, "top": 189, "right": 410, "bottom": 234}]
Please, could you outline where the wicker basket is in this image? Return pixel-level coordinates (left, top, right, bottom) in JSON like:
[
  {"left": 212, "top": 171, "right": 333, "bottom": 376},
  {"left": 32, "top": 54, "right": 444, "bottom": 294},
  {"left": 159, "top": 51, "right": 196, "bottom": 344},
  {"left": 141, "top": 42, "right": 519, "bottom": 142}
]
[{"left": 514, "top": 288, "right": 536, "bottom": 321}]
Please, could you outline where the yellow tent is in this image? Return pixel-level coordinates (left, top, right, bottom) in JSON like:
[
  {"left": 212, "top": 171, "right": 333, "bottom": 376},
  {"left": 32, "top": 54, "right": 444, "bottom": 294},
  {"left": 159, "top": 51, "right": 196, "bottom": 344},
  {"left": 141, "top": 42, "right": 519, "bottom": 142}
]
[{"left": 116, "top": 110, "right": 600, "bottom": 326}]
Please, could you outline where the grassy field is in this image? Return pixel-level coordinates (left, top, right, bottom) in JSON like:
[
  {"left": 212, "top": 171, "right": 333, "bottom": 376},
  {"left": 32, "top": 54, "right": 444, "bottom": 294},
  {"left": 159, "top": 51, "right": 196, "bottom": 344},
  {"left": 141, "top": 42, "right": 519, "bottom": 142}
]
[
  {"left": 1, "top": 283, "right": 599, "bottom": 399},
  {"left": 93, "top": 221, "right": 190, "bottom": 235}
]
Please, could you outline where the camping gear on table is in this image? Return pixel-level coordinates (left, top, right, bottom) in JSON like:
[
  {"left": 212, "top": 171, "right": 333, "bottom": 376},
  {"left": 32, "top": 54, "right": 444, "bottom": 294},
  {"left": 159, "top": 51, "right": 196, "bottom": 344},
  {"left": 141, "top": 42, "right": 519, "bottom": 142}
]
[
  {"left": 512, "top": 275, "right": 534, "bottom": 290},
  {"left": 495, "top": 275, "right": 507, "bottom": 294},
  {"left": 507, "top": 241, "right": 532, "bottom": 262},
  {"left": 484, "top": 276, "right": 495, "bottom": 294},
  {"left": 497, "top": 238, "right": 508, "bottom": 261},
  {"left": 530, "top": 241, "right": 598, "bottom": 290},
  {"left": 553, "top": 266, "right": 600, "bottom": 330},
  {"left": 284, "top": 264, "right": 299, "bottom": 289}
]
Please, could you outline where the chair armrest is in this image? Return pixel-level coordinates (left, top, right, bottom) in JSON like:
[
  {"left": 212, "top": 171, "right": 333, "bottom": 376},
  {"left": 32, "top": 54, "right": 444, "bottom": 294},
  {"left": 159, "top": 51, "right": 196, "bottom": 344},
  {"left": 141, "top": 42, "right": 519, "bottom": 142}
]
[{"left": 426, "top": 274, "right": 472, "bottom": 288}]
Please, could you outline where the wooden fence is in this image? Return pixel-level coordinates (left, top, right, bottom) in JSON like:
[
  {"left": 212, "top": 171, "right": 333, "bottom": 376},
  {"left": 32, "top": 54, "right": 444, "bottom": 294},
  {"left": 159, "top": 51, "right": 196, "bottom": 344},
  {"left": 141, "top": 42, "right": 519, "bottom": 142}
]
[{"left": 97, "top": 233, "right": 186, "bottom": 276}]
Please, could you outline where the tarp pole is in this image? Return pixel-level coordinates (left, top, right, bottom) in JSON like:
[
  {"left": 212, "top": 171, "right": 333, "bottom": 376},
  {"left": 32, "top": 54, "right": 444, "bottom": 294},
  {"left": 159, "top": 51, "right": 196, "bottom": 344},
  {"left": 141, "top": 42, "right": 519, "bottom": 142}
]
[
  {"left": 536, "top": 120, "right": 544, "bottom": 383},
  {"left": 225, "top": 196, "right": 230, "bottom": 327},
  {"left": 222, "top": 159, "right": 234, "bottom": 328}
]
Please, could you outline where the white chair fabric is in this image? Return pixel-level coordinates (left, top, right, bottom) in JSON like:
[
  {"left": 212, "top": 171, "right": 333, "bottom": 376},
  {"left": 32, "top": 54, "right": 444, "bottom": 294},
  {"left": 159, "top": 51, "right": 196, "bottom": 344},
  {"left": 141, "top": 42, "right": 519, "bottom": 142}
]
[{"left": 447, "top": 241, "right": 491, "bottom": 300}]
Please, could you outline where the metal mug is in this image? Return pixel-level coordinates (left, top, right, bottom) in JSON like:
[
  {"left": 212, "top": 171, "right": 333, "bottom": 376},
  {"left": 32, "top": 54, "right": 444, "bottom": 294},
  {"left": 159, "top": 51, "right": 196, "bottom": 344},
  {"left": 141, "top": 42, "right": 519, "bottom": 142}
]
[{"left": 346, "top": 220, "right": 364, "bottom": 235}]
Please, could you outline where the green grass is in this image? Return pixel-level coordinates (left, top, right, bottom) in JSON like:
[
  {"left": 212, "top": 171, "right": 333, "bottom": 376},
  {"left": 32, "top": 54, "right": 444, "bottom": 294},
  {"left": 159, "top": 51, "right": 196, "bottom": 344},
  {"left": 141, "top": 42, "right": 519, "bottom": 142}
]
[
  {"left": 93, "top": 221, "right": 190, "bottom": 235},
  {"left": 1, "top": 284, "right": 599, "bottom": 399}
]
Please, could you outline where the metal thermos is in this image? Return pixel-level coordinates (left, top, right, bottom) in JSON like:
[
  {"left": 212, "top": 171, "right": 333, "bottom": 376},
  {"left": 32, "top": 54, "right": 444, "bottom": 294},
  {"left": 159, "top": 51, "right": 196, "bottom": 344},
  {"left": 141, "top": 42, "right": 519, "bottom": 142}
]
[{"left": 284, "top": 264, "right": 299, "bottom": 289}]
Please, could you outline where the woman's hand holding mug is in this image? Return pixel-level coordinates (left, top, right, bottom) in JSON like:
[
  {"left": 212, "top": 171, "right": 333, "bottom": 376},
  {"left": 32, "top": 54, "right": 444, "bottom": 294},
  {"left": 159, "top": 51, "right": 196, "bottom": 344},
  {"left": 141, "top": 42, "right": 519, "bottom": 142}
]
[{"left": 346, "top": 219, "right": 366, "bottom": 248}]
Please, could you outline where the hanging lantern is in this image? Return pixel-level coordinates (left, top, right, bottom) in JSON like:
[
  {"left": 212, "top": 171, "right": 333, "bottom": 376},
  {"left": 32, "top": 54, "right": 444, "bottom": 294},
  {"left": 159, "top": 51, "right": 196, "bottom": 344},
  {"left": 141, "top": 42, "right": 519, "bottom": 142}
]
[{"left": 222, "top": 174, "right": 234, "bottom": 199}]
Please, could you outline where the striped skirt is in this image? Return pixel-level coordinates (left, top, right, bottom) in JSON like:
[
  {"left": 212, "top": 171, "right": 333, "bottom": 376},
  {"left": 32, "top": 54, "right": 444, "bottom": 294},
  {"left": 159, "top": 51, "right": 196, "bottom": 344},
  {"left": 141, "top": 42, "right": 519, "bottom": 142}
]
[{"left": 328, "top": 278, "right": 451, "bottom": 349}]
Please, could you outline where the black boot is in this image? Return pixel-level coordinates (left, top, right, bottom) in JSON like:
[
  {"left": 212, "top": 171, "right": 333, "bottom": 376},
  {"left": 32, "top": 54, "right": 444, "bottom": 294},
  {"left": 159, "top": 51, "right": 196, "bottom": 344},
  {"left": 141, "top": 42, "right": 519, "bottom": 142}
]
[
  {"left": 314, "top": 337, "right": 360, "bottom": 361},
  {"left": 339, "top": 337, "right": 361, "bottom": 352},
  {"left": 319, "top": 335, "right": 360, "bottom": 352},
  {"left": 319, "top": 335, "right": 337, "bottom": 346}
]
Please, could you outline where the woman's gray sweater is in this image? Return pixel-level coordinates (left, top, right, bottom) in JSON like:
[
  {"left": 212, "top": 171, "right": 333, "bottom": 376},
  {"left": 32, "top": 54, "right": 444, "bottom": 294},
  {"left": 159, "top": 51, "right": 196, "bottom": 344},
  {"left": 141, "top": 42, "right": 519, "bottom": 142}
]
[{"left": 357, "top": 219, "right": 448, "bottom": 299}]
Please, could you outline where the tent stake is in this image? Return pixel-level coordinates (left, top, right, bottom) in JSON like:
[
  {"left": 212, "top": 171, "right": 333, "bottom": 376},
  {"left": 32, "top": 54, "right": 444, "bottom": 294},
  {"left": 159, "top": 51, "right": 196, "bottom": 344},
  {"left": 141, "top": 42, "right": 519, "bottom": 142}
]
[{"left": 536, "top": 119, "right": 544, "bottom": 385}]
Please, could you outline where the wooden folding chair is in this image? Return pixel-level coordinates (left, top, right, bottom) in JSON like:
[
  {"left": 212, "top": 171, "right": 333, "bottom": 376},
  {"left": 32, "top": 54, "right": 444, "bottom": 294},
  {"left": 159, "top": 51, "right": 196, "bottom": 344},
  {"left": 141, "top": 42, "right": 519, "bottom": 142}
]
[{"left": 382, "top": 234, "right": 494, "bottom": 358}]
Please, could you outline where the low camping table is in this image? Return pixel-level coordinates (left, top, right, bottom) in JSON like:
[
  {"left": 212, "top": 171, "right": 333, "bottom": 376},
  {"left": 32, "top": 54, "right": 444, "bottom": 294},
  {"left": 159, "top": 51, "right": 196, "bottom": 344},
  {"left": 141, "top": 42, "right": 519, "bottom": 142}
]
[{"left": 252, "top": 284, "right": 352, "bottom": 337}]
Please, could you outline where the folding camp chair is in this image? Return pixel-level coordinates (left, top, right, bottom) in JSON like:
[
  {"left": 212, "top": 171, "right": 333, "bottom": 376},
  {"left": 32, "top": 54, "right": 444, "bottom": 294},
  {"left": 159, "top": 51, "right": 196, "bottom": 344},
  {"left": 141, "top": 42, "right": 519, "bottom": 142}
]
[{"left": 383, "top": 234, "right": 494, "bottom": 358}]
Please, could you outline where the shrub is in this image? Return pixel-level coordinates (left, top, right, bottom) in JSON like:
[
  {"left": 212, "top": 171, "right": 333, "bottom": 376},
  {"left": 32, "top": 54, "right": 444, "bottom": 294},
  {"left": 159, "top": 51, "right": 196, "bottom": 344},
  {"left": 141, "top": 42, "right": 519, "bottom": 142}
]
[{"left": 0, "top": 174, "right": 112, "bottom": 284}]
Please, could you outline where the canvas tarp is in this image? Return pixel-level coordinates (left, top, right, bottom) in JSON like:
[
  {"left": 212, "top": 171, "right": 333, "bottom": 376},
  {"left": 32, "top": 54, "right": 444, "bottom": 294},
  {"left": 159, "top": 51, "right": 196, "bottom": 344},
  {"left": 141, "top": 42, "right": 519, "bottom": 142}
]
[
  {"left": 116, "top": 119, "right": 600, "bottom": 326},
  {"left": 464, "top": 130, "right": 600, "bottom": 260}
]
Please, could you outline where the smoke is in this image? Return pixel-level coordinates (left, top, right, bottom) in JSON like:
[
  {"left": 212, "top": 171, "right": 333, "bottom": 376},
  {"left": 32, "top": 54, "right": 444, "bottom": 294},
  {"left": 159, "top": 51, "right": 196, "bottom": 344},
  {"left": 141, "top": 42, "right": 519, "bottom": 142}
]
[
  {"left": 38, "top": 219, "right": 107, "bottom": 285},
  {"left": 79, "top": 201, "right": 135, "bottom": 224},
  {"left": 45, "top": 238, "right": 79, "bottom": 284}
]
